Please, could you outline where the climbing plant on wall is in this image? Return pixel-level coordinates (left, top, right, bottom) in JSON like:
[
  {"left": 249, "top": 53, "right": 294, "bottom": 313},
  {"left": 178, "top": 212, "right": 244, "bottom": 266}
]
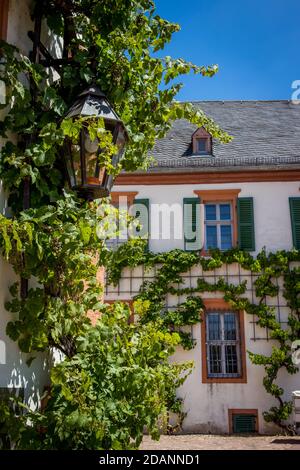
[
  {"left": 106, "top": 241, "right": 300, "bottom": 432},
  {"left": 0, "top": 0, "right": 230, "bottom": 450}
]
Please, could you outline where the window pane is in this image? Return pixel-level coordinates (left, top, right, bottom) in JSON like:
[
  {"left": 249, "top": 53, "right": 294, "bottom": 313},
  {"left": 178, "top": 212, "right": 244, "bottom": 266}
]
[
  {"left": 220, "top": 225, "right": 232, "bottom": 250},
  {"left": 206, "top": 225, "right": 218, "bottom": 249},
  {"left": 224, "top": 313, "right": 237, "bottom": 340},
  {"left": 197, "top": 138, "right": 207, "bottom": 153},
  {"left": 220, "top": 204, "right": 231, "bottom": 220},
  {"left": 225, "top": 345, "right": 238, "bottom": 374},
  {"left": 205, "top": 204, "right": 216, "bottom": 221},
  {"left": 208, "top": 313, "right": 221, "bottom": 340},
  {"left": 209, "top": 345, "right": 222, "bottom": 374}
]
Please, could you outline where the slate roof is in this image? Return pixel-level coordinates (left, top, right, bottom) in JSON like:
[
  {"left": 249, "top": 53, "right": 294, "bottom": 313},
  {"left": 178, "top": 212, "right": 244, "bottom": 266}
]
[{"left": 143, "top": 100, "right": 300, "bottom": 173}]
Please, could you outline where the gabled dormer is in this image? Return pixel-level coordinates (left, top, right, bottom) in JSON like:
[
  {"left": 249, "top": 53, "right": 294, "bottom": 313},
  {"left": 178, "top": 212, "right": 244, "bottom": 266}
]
[{"left": 192, "top": 127, "right": 212, "bottom": 155}]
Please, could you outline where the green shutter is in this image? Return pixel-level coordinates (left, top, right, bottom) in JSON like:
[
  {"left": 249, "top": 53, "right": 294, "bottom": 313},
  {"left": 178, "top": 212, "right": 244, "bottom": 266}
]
[
  {"left": 233, "top": 414, "right": 257, "bottom": 433},
  {"left": 238, "top": 197, "right": 255, "bottom": 251},
  {"left": 289, "top": 198, "right": 300, "bottom": 249},
  {"left": 183, "top": 197, "right": 201, "bottom": 251},
  {"left": 133, "top": 199, "right": 149, "bottom": 251}
]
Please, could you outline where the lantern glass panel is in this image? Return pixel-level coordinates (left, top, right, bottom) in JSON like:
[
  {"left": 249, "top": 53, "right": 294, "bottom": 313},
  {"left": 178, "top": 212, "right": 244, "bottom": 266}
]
[
  {"left": 116, "top": 126, "right": 126, "bottom": 153},
  {"left": 83, "top": 129, "right": 99, "bottom": 185},
  {"left": 70, "top": 143, "right": 81, "bottom": 186},
  {"left": 65, "top": 148, "right": 75, "bottom": 187}
]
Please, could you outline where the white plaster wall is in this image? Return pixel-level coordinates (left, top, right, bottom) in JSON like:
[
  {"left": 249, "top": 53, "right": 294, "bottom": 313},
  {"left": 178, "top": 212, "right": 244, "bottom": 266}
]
[
  {"left": 6, "top": 0, "right": 33, "bottom": 53},
  {"left": 0, "top": 0, "right": 50, "bottom": 406},
  {"left": 0, "top": 258, "right": 49, "bottom": 406},
  {"left": 171, "top": 323, "right": 294, "bottom": 435},
  {"left": 113, "top": 181, "right": 300, "bottom": 255},
  {"left": 3, "top": 0, "right": 299, "bottom": 430}
]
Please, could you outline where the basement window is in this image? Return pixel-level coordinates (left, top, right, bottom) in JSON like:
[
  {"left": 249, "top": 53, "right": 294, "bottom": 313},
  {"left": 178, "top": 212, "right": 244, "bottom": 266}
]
[{"left": 229, "top": 409, "right": 258, "bottom": 434}]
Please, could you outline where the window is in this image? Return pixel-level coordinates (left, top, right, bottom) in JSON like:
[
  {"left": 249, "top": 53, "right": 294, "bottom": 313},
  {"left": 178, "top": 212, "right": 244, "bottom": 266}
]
[
  {"left": 205, "top": 202, "right": 233, "bottom": 250},
  {"left": 196, "top": 138, "right": 208, "bottom": 154},
  {"left": 201, "top": 300, "right": 247, "bottom": 383},
  {"left": 192, "top": 128, "right": 212, "bottom": 155},
  {"left": 206, "top": 311, "right": 241, "bottom": 378},
  {"left": 228, "top": 409, "right": 258, "bottom": 434},
  {"left": 194, "top": 190, "right": 241, "bottom": 252}
]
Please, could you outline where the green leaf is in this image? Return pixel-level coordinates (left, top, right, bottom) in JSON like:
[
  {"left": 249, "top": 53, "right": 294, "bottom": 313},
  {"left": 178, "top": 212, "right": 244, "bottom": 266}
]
[
  {"left": 61, "top": 118, "right": 81, "bottom": 139},
  {"left": 12, "top": 225, "right": 22, "bottom": 251},
  {"left": 46, "top": 12, "right": 64, "bottom": 35},
  {"left": 26, "top": 356, "right": 36, "bottom": 367},
  {"left": 1, "top": 226, "right": 12, "bottom": 257},
  {"left": 79, "top": 220, "right": 92, "bottom": 245},
  {"left": 43, "top": 88, "right": 66, "bottom": 116},
  {"left": 6, "top": 321, "right": 21, "bottom": 341}
]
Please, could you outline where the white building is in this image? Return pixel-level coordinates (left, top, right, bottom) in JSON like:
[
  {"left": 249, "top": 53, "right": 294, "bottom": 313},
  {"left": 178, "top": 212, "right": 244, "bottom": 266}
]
[
  {"left": 1, "top": 1, "right": 300, "bottom": 436},
  {"left": 0, "top": 0, "right": 52, "bottom": 410},
  {"left": 106, "top": 100, "right": 300, "bottom": 434}
]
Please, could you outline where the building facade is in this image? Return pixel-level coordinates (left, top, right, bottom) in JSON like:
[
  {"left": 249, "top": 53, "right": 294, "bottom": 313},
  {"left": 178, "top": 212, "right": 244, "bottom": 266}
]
[
  {"left": 1, "top": 1, "right": 300, "bottom": 436},
  {"left": 0, "top": 0, "right": 54, "bottom": 409},
  {"left": 106, "top": 101, "right": 300, "bottom": 434}
]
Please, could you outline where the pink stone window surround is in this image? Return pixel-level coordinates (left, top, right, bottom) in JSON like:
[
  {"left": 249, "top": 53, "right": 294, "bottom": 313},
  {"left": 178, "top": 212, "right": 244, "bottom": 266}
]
[{"left": 192, "top": 127, "right": 212, "bottom": 155}]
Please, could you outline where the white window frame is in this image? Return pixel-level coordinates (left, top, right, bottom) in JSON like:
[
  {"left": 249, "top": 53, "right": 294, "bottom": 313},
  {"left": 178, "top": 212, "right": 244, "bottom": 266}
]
[
  {"left": 196, "top": 137, "right": 208, "bottom": 154},
  {"left": 206, "top": 311, "right": 242, "bottom": 378},
  {"left": 204, "top": 202, "right": 233, "bottom": 250}
]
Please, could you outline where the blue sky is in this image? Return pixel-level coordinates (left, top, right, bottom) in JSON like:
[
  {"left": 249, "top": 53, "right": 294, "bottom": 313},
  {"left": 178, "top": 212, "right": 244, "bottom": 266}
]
[{"left": 155, "top": 0, "right": 300, "bottom": 101}]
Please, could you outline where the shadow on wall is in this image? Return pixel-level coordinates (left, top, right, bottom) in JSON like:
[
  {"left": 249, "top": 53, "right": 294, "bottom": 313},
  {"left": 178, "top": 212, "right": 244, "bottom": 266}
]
[
  {"left": 0, "top": 181, "right": 9, "bottom": 217},
  {"left": 0, "top": 349, "right": 50, "bottom": 409},
  {"left": 0, "top": 253, "right": 51, "bottom": 408}
]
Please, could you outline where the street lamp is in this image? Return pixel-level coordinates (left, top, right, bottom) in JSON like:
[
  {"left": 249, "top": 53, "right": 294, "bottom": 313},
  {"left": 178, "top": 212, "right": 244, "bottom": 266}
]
[{"left": 63, "top": 85, "right": 128, "bottom": 200}]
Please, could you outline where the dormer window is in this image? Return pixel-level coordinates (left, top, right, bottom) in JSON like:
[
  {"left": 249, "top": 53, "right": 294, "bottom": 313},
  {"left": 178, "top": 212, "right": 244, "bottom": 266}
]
[
  {"left": 192, "top": 127, "right": 212, "bottom": 155},
  {"left": 196, "top": 138, "right": 208, "bottom": 154}
]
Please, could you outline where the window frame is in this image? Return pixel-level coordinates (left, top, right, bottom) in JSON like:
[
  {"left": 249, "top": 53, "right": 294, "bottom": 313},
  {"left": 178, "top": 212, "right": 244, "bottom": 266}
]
[
  {"left": 201, "top": 299, "right": 247, "bottom": 384},
  {"left": 206, "top": 310, "right": 241, "bottom": 378},
  {"left": 192, "top": 127, "right": 212, "bottom": 155},
  {"left": 194, "top": 189, "right": 241, "bottom": 255},
  {"left": 196, "top": 137, "right": 209, "bottom": 155},
  {"left": 204, "top": 201, "right": 233, "bottom": 251},
  {"left": 228, "top": 409, "right": 259, "bottom": 434}
]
